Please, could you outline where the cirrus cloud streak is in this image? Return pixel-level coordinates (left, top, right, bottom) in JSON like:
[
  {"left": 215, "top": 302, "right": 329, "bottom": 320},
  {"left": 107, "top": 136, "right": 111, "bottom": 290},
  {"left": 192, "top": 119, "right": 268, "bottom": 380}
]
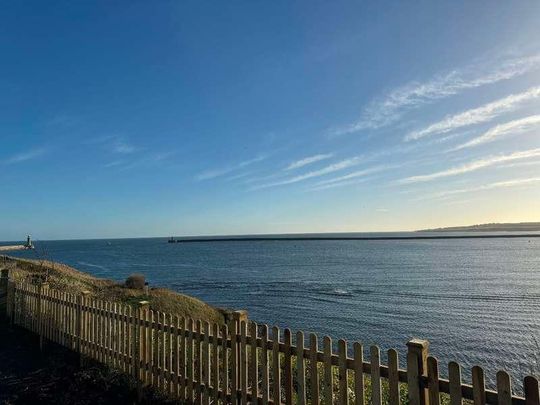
[
  {"left": 405, "top": 86, "right": 540, "bottom": 141},
  {"left": 252, "top": 157, "right": 363, "bottom": 189},
  {"left": 332, "top": 54, "right": 540, "bottom": 136},
  {"left": 399, "top": 148, "right": 540, "bottom": 184},
  {"left": 430, "top": 177, "right": 540, "bottom": 200},
  {"left": 285, "top": 153, "right": 334, "bottom": 170},
  {"left": 453, "top": 114, "right": 540, "bottom": 150}
]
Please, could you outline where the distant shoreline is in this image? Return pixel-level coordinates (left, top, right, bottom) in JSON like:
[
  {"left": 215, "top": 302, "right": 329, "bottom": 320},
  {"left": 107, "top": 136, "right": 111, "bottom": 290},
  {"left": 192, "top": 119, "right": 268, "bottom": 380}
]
[
  {"left": 417, "top": 221, "right": 540, "bottom": 232},
  {"left": 3, "top": 222, "right": 540, "bottom": 243},
  {"left": 168, "top": 233, "right": 540, "bottom": 243}
]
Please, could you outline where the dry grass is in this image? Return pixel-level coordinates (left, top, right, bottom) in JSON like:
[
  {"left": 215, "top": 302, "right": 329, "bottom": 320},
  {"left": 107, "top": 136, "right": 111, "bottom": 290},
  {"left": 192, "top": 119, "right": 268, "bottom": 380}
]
[{"left": 2, "top": 256, "right": 226, "bottom": 325}]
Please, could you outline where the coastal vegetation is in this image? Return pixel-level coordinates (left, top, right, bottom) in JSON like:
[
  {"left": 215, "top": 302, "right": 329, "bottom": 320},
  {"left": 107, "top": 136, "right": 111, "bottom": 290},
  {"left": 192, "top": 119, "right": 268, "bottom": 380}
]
[
  {"left": 1, "top": 255, "right": 225, "bottom": 325},
  {"left": 125, "top": 273, "right": 146, "bottom": 290}
]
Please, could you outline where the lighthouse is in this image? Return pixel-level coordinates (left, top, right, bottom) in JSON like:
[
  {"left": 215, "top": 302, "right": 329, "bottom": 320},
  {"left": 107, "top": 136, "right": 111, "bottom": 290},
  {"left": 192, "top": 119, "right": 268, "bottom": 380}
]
[{"left": 25, "top": 235, "right": 34, "bottom": 249}]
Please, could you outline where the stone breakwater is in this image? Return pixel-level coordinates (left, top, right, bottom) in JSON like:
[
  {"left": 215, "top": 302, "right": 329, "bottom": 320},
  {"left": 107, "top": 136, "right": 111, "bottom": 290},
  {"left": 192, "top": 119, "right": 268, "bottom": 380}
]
[{"left": 0, "top": 245, "right": 29, "bottom": 252}]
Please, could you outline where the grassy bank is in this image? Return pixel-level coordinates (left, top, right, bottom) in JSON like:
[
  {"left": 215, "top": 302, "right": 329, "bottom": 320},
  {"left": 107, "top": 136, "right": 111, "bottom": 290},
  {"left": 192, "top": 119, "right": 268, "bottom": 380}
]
[{"left": 1, "top": 255, "right": 226, "bottom": 325}]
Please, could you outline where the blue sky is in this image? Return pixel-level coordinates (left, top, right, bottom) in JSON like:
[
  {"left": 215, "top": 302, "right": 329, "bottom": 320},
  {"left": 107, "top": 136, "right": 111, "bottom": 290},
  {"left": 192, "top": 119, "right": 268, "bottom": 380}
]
[{"left": 1, "top": 1, "right": 540, "bottom": 240}]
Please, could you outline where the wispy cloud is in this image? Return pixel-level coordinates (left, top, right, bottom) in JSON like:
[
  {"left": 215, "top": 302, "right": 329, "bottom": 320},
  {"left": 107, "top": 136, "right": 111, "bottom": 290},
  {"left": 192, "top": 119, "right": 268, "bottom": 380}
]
[
  {"left": 3, "top": 148, "right": 46, "bottom": 165},
  {"left": 87, "top": 135, "right": 138, "bottom": 154},
  {"left": 307, "top": 177, "right": 371, "bottom": 191},
  {"left": 103, "top": 160, "right": 125, "bottom": 168},
  {"left": 112, "top": 140, "right": 136, "bottom": 154},
  {"left": 285, "top": 153, "right": 334, "bottom": 170},
  {"left": 399, "top": 148, "right": 540, "bottom": 184},
  {"left": 196, "top": 155, "right": 268, "bottom": 181},
  {"left": 103, "top": 151, "right": 176, "bottom": 171},
  {"left": 452, "top": 114, "right": 540, "bottom": 150},
  {"left": 405, "top": 86, "right": 540, "bottom": 141},
  {"left": 238, "top": 155, "right": 267, "bottom": 168},
  {"left": 432, "top": 130, "right": 476, "bottom": 144},
  {"left": 252, "top": 157, "right": 363, "bottom": 189},
  {"left": 313, "top": 165, "right": 392, "bottom": 187},
  {"left": 151, "top": 151, "right": 176, "bottom": 162},
  {"left": 498, "top": 159, "right": 540, "bottom": 169},
  {"left": 332, "top": 54, "right": 540, "bottom": 136},
  {"left": 431, "top": 177, "right": 540, "bottom": 199},
  {"left": 225, "top": 171, "right": 254, "bottom": 181},
  {"left": 196, "top": 168, "right": 231, "bottom": 181}
]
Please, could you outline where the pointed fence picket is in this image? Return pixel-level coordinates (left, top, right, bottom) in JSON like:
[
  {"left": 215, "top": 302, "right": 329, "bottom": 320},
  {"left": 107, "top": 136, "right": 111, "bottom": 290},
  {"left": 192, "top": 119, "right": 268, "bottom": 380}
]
[{"left": 2, "top": 279, "right": 539, "bottom": 405}]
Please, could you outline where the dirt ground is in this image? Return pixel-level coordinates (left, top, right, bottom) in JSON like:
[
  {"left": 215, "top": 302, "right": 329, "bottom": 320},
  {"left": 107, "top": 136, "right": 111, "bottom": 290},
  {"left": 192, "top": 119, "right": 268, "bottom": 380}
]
[{"left": 0, "top": 317, "right": 172, "bottom": 404}]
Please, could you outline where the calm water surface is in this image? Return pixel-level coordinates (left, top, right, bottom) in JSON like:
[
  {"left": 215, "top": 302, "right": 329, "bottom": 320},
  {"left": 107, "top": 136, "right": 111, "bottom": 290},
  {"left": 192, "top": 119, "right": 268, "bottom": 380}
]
[{"left": 7, "top": 235, "right": 540, "bottom": 388}]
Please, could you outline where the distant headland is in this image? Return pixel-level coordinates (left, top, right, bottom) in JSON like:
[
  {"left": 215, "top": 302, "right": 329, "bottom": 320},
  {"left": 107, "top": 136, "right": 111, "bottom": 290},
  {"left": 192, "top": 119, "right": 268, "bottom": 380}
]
[{"left": 417, "top": 221, "right": 540, "bottom": 232}]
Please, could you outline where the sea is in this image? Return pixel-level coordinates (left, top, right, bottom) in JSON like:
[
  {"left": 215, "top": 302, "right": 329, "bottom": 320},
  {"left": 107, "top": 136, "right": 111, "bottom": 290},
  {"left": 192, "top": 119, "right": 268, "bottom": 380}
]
[{"left": 4, "top": 233, "right": 540, "bottom": 390}]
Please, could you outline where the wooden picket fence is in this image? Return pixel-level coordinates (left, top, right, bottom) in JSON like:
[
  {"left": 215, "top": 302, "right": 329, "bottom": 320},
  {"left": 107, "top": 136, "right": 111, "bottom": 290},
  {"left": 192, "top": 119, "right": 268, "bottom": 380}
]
[{"left": 1, "top": 276, "right": 539, "bottom": 405}]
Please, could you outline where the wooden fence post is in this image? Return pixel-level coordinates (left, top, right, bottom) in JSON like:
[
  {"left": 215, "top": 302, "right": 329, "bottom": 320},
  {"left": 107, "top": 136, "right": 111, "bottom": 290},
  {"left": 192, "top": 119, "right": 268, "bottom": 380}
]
[
  {"left": 77, "top": 291, "right": 90, "bottom": 366},
  {"left": 407, "top": 339, "right": 430, "bottom": 405},
  {"left": 9, "top": 281, "right": 15, "bottom": 327},
  {"left": 0, "top": 268, "right": 9, "bottom": 317},
  {"left": 38, "top": 282, "right": 49, "bottom": 351},
  {"left": 232, "top": 310, "right": 248, "bottom": 394},
  {"left": 135, "top": 300, "right": 149, "bottom": 402},
  {"left": 524, "top": 376, "right": 539, "bottom": 405}
]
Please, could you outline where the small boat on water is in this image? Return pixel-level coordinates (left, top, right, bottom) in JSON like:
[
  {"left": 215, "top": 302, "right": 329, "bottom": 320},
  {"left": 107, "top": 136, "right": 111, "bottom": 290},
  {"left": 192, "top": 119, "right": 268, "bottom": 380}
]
[{"left": 168, "top": 237, "right": 177, "bottom": 243}]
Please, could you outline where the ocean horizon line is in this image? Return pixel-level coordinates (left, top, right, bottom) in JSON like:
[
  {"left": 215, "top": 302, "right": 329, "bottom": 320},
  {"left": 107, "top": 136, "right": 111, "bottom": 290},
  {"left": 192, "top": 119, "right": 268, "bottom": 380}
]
[{"left": 3, "top": 229, "right": 540, "bottom": 244}]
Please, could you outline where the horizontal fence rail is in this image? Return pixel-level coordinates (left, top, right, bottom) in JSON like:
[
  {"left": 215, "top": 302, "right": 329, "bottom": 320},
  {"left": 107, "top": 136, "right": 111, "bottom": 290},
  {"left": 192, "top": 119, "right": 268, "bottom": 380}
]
[{"left": 1, "top": 276, "right": 539, "bottom": 405}]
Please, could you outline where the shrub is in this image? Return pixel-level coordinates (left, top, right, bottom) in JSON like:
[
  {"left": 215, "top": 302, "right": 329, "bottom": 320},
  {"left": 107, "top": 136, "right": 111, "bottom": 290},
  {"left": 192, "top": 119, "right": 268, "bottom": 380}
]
[{"left": 125, "top": 274, "right": 145, "bottom": 290}]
